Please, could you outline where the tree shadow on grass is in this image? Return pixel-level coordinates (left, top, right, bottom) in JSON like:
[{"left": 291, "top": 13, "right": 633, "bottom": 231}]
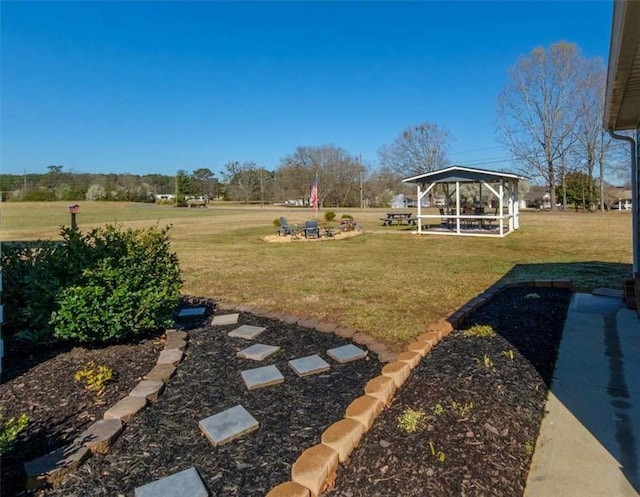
[{"left": 499, "top": 260, "right": 632, "bottom": 292}]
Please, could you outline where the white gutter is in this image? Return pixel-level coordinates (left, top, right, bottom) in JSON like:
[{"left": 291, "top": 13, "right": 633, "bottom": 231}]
[{"left": 609, "top": 130, "right": 639, "bottom": 273}]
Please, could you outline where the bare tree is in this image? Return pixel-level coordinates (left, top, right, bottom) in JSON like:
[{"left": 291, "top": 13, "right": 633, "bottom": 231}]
[
  {"left": 497, "top": 42, "right": 584, "bottom": 210},
  {"left": 378, "top": 122, "right": 452, "bottom": 177},
  {"left": 571, "top": 58, "right": 625, "bottom": 211},
  {"left": 276, "top": 145, "right": 362, "bottom": 207},
  {"left": 223, "top": 161, "right": 261, "bottom": 204}
]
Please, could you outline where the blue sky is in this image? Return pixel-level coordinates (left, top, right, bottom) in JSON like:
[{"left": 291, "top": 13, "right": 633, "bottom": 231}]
[{"left": 2, "top": 1, "right": 614, "bottom": 178}]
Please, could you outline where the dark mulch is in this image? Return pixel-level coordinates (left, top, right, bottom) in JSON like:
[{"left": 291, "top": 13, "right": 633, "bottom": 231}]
[
  {"left": 13, "top": 312, "right": 381, "bottom": 496},
  {"left": 330, "top": 287, "right": 571, "bottom": 497},
  {"left": 1, "top": 336, "right": 163, "bottom": 497},
  {"left": 1, "top": 286, "right": 571, "bottom": 497}
]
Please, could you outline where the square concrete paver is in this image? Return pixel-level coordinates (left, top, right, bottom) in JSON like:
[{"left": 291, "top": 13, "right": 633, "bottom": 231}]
[
  {"left": 241, "top": 365, "right": 284, "bottom": 390},
  {"left": 211, "top": 313, "right": 239, "bottom": 326},
  {"left": 198, "top": 405, "right": 259, "bottom": 446},
  {"left": 177, "top": 307, "right": 206, "bottom": 318},
  {"left": 327, "top": 344, "right": 368, "bottom": 364},
  {"left": 229, "top": 324, "right": 266, "bottom": 340},
  {"left": 237, "top": 343, "right": 281, "bottom": 361},
  {"left": 288, "top": 354, "right": 331, "bottom": 377},
  {"left": 135, "top": 467, "right": 208, "bottom": 497}
]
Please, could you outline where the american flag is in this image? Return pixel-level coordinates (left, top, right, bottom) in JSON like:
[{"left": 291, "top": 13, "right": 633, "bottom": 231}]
[{"left": 310, "top": 173, "right": 318, "bottom": 214}]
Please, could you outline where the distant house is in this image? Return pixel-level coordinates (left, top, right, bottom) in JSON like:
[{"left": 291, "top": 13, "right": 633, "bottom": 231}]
[
  {"left": 605, "top": 187, "right": 632, "bottom": 210},
  {"left": 524, "top": 186, "right": 551, "bottom": 209},
  {"left": 155, "top": 194, "right": 176, "bottom": 201}
]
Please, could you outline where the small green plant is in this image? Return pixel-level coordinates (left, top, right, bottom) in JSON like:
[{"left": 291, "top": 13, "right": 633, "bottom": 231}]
[
  {"left": 428, "top": 441, "right": 446, "bottom": 462},
  {"left": 74, "top": 361, "right": 113, "bottom": 396},
  {"left": 463, "top": 324, "right": 496, "bottom": 338},
  {"left": 431, "top": 403, "right": 445, "bottom": 416},
  {"left": 324, "top": 211, "right": 336, "bottom": 222},
  {"left": 524, "top": 293, "right": 540, "bottom": 300},
  {"left": 273, "top": 218, "right": 281, "bottom": 227},
  {"left": 502, "top": 349, "right": 515, "bottom": 360},
  {"left": 450, "top": 401, "right": 474, "bottom": 417},
  {"left": 483, "top": 354, "right": 494, "bottom": 368},
  {"left": 341, "top": 214, "right": 353, "bottom": 219},
  {"left": 398, "top": 407, "right": 427, "bottom": 433},
  {"left": 524, "top": 441, "right": 535, "bottom": 455},
  {"left": 0, "top": 408, "right": 29, "bottom": 455}
]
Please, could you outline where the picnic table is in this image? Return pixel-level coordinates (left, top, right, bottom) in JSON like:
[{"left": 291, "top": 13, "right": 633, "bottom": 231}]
[{"left": 380, "top": 212, "right": 416, "bottom": 226}]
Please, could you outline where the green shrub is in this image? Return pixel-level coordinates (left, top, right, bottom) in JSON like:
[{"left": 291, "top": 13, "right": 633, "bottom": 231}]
[
  {"left": 324, "top": 211, "right": 336, "bottom": 222},
  {"left": 0, "top": 408, "right": 29, "bottom": 455},
  {"left": 1, "top": 239, "right": 79, "bottom": 340},
  {"left": 341, "top": 214, "right": 353, "bottom": 219},
  {"left": 273, "top": 218, "right": 281, "bottom": 227},
  {"left": 51, "top": 224, "right": 182, "bottom": 344},
  {"left": 74, "top": 362, "right": 114, "bottom": 396},
  {"left": 463, "top": 324, "right": 496, "bottom": 338},
  {"left": 397, "top": 407, "right": 426, "bottom": 433}
]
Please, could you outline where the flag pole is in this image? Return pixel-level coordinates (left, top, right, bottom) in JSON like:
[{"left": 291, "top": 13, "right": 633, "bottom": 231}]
[{"left": 311, "top": 172, "right": 319, "bottom": 220}]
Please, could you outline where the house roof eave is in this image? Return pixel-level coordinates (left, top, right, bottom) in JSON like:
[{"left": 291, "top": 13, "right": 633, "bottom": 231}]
[{"left": 604, "top": 0, "right": 640, "bottom": 131}]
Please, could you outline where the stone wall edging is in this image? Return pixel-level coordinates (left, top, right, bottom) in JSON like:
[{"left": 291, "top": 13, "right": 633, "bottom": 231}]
[
  {"left": 264, "top": 278, "right": 574, "bottom": 497},
  {"left": 23, "top": 294, "right": 218, "bottom": 491}
]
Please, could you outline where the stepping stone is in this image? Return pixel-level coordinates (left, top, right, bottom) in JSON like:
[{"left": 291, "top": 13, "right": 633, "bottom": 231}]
[
  {"left": 241, "top": 365, "right": 285, "bottom": 390},
  {"left": 237, "top": 343, "right": 281, "bottom": 361},
  {"left": 327, "top": 344, "right": 368, "bottom": 364},
  {"left": 198, "top": 405, "right": 259, "bottom": 446},
  {"left": 288, "top": 354, "right": 330, "bottom": 377},
  {"left": 177, "top": 307, "right": 206, "bottom": 318},
  {"left": 211, "top": 313, "right": 239, "bottom": 326},
  {"left": 135, "top": 467, "right": 208, "bottom": 497},
  {"left": 229, "top": 324, "right": 266, "bottom": 340}
]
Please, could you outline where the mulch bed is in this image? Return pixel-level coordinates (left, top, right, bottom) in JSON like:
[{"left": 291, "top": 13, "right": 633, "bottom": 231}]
[
  {"left": 330, "top": 287, "right": 571, "bottom": 497},
  {"left": 1, "top": 286, "right": 571, "bottom": 497},
  {"left": 1, "top": 336, "right": 163, "bottom": 497},
  {"left": 2, "top": 311, "right": 382, "bottom": 496}
]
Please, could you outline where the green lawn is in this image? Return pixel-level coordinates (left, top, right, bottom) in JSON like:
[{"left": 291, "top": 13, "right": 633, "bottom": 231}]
[{"left": 1, "top": 201, "right": 632, "bottom": 348}]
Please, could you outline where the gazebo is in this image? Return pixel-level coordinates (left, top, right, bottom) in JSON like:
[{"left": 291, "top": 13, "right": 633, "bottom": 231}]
[{"left": 402, "top": 166, "right": 527, "bottom": 237}]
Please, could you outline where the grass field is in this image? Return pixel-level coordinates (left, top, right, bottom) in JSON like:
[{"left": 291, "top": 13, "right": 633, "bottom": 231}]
[{"left": 1, "top": 201, "right": 632, "bottom": 347}]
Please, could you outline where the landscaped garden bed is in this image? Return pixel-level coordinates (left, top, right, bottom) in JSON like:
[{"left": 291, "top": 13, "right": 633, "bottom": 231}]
[
  {"left": 1, "top": 286, "right": 571, "bottom": 496},
  {"left": 331, "top": 286, "right": 571, "bottom": 497}
]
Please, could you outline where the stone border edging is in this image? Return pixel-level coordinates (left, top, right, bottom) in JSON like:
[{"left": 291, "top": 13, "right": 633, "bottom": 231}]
[
  {"left": 23, "top": 294, "right": 218, "bottom": 491},
  {"left": 264, "top": 278, "right": 574, "bottom": 497},
  {"left": 25, "top": 281, "right": 573, "bottom": 494}
]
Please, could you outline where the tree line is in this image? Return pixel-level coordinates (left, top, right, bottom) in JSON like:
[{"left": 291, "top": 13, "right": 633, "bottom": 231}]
[{"left": 2, "top": 42, "right": 627, "bottom": 210}]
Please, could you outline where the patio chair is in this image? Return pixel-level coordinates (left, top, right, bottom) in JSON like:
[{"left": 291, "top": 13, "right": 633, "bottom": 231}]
[
  {"left": 303, "top": 219, "right": 320, "bottom": 239},
  {"left": 278, "top": 217, "right": 299, "bottom": 237},
  {"left": 439, "top": 208, "right": 451, "bottom": 229}
]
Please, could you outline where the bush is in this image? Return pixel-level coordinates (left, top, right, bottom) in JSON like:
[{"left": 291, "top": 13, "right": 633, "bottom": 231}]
[
  {"left": 0, "top": 408, "right": 29, "bottom": 455},
  {"left": 2, "top": 224, "right": 182, "bottom": 345},
  {"left": 324, "top": 211, "right": 336, "bottom": 222},
  {"left": 273, "top": 218, "right": 281, "bottom": 227},
  {"left": 341, "top": 214, "right": 353, "bottom": 219},
  {"left": 51, "top": 224, "right": 182, "bottom": 344},
  {"left": 1, "top": 240, "right": 78, "bottom": 340}
]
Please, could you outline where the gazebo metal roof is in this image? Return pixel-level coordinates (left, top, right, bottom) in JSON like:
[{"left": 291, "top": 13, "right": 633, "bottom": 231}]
[{"left": 402, "top": 165, "right": 528, "bottom": 185}]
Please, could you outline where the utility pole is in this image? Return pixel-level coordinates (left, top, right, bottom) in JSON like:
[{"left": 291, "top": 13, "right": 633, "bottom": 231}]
[
  {"left": 260, "top": 169, "right": 264, "bottom": 208},
  {"left": 359, "top": 154, "right": 364, "bottom": 209}
]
